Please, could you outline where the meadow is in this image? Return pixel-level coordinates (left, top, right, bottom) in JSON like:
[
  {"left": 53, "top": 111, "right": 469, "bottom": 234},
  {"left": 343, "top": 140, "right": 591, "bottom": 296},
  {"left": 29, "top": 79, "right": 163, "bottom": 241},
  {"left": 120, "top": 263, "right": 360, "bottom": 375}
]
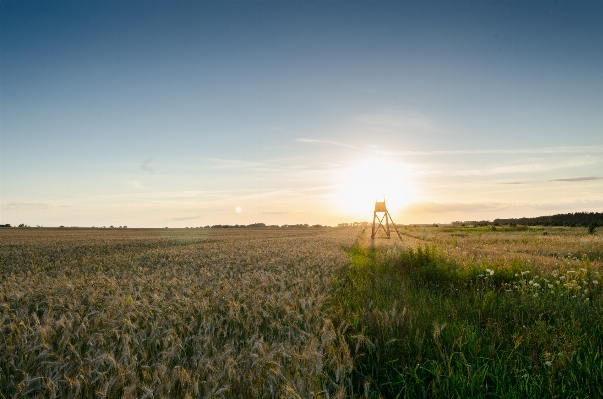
[
  {"left": 1, "top": 225, "right": 602, "bottom": 398},
  {"left": 333, "top": 225, "right": 603, "bottom": 397}
]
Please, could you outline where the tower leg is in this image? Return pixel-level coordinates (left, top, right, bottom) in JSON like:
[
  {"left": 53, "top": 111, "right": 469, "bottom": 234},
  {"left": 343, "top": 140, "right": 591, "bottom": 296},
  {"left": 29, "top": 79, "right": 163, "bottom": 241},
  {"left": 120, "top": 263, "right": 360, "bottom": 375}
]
[
  {"left": 386, "top": 211, "right": 390, "bottom": 238},
  {"left": 371, "top": 211, "right": 377, "bottom": 238}
]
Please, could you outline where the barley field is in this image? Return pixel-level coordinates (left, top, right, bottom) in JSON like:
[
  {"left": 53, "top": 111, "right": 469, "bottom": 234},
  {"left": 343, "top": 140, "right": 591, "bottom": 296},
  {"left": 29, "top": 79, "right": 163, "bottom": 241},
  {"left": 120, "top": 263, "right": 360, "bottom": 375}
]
[
  {"left": 0, "top": 227, "right": 359, "bottom": 398},
  {"left": 2, "top": 225, "right": 602, "bottom": 398}
]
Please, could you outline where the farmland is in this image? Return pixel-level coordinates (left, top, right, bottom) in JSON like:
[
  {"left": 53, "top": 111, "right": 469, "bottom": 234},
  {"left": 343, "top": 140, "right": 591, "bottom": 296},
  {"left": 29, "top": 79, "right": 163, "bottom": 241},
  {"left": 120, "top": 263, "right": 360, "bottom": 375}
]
[
  {"left": 1, "top": 225, "right": 603, "bottom": 397},
  {"left": 1, "top": 228, "right": 359, "bottom": 397}
]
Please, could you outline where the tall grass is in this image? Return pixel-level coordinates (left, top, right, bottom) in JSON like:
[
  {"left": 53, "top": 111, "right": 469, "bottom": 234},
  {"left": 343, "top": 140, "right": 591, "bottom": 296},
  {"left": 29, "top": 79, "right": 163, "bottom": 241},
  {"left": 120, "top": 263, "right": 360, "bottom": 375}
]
[{"left": 331, "top": 234, "right": 603, "bottom": 397}]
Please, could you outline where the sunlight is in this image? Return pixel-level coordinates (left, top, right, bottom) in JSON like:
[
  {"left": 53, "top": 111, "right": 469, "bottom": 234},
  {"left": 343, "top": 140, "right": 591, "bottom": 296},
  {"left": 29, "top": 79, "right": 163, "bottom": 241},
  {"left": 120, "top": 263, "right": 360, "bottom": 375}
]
[{"left": 335, "top": 159, "right": 416, "bottom": 219}]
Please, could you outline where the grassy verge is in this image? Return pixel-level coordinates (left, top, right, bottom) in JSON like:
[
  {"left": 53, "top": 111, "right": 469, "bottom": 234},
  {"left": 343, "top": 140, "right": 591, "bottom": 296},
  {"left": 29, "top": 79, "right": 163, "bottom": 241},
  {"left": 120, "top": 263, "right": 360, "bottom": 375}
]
[{"left": 330, "top": 239, "right": 603, "bottom": 398}]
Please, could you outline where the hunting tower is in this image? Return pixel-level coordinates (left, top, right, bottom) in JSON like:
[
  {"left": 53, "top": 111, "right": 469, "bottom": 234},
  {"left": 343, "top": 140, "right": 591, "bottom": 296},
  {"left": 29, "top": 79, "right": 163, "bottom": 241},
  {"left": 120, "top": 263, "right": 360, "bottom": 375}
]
[{"left": 371, "top": 199, "right": 403, "bottom": 241}]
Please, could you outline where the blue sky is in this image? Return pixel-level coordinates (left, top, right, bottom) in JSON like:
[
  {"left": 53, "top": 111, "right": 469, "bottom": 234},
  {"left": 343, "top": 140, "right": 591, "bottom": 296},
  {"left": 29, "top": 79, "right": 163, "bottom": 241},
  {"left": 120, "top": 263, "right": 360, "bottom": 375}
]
[{"left": 2, "top": 1, "right": 602, "bottom": 227}]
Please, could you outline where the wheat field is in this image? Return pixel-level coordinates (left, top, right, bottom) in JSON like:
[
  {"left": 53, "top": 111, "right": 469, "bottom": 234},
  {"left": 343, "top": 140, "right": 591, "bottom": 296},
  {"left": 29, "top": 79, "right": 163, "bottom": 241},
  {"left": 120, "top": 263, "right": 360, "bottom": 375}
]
[{"left": 1, "top": 227, "right": 360, "bottom": 398}]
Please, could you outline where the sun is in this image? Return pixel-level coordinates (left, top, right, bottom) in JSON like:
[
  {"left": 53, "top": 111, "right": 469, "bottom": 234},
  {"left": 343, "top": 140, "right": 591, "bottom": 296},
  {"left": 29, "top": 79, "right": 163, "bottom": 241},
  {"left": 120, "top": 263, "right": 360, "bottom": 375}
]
[{"left": 335, "top": 159, "right": 416, "bottom": 218}]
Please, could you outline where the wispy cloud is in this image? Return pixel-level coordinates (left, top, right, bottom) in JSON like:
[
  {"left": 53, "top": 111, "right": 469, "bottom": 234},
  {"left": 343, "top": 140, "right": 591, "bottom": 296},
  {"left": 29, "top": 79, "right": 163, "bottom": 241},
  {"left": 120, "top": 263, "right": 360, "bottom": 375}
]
[
  {"left": 296, "top": 138, "right": 360, "bottom": 149},
  {"left": 140, "top": 158, "right": 154, "bottom": 174},
  {"left": 457, "top": 156, "right": 600, "bottom": 176},
  {"left": 549, "top": 176, "right": 603, "bottom": 182},
  {"left": 127, "top": 180, "right": 143, "bottom": 189},
  {"left": 402, "top": 201, "right": 517, "bottom": 214},
  {"left": 498, "top": 181, "right": 531, "bottom": 185},
  {"left": 169, "top": 215, "right": 202, "bottom": 221},
  {"left": 498, "top": 175, "right": 603, "bottom": 185},
  {"left": 381, "top": 145, "right": 603, "bottom": 157},
  {"left": 1, "top": 202, "right": 69, "bottom": 210},
  {"left": 412, "top": 169, "right": 442, "bottom": 175},
  {"left": 356, "top": 110, "right": 437, "bottom": 134},
  {"left": 203, "top": 158, "right": 260, "bottom": 169}
]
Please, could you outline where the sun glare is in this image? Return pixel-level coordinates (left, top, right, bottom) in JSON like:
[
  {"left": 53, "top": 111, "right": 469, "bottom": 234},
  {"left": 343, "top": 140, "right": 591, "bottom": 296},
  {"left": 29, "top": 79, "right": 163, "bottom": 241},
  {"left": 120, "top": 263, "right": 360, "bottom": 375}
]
[{"left": 335, "top": 159, "right": 416, "bottom": 218}]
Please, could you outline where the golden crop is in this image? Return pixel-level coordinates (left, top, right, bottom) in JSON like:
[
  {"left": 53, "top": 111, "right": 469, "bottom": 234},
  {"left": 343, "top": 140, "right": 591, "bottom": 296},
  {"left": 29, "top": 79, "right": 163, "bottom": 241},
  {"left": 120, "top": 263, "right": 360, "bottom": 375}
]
[
  {"left": 0, "top": 227, "right": 361, "bottom": 398},
  {"left": 390, "top": 225, "right": 603, "bottom": 274}
]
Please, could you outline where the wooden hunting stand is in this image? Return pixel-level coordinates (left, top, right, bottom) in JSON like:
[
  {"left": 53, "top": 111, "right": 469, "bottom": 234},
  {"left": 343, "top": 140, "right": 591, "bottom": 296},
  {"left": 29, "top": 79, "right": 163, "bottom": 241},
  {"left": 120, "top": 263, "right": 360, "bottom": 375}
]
[{"left": 371, "top": 199, "right": 403, "bottom": 241}]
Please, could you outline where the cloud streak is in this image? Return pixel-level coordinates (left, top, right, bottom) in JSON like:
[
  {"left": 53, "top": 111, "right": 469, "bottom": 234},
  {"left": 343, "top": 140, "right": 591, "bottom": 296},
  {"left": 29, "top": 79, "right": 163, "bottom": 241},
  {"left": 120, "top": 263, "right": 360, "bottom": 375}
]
[
  {"left": 128, "top": 180, "right": 143, "bottom": 189},
  {"left": 549, "top": 176, "right": 603, "bottom": 182},
  {"left": 456, "top": 156, "right": 601, "bottom": 176},
  {"left": 381, "top": 145, "right": 603, "bottom": 156},
  {"left": 1, "top": 202, "right": 69, "bottom": 210},
  {"left": 140, "top": 158, "right": 154, "bottom": 174},
  {"left": 296, "top": 138, "right": 360, "bottom": 149},
  {"left": 356, "top": 111, "right": 437, "bottom": 133},
  {"left": 169, "top": 215, "right": 202, "bottom": 221}
]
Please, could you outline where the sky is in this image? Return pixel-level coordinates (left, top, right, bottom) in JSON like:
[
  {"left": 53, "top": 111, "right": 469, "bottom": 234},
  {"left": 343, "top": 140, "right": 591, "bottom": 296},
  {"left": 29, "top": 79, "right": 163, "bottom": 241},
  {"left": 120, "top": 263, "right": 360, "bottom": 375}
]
[{"left": 1, "top": 1, "right": 602, "bottom": 227}]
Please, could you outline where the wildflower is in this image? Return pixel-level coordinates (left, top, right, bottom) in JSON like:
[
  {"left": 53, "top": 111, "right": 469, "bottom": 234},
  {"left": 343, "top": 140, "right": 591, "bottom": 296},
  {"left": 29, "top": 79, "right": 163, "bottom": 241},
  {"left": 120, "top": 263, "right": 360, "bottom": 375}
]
[
  {"left": 560, "top": 276, "right": 566, "bottom": 281},
  {"left": 580, "top": 268, "right": 587, "bottom": 273},
  {"left": 529, "top": 280, "right": 534, "bottom": 284},
  {"left": 548, "top": 284, "right": 553, "bottom": 289},
  {"left": 593, "top": 280, "right": 599, "bottom": 285},
  {"left": 523, "top": 374, "right": 528, "bottom": 378},
  {"left": 533, "top": 283, "right": 540, "bottom": 288},
  {"left": 478, "top": 274, "right": 484, "bottom": 277},
  {"left": 545, "top": 361, "right": 552, "bottom": 367},
  {"left": 568, "top": 270, "right": 576, "bottom": 274}
]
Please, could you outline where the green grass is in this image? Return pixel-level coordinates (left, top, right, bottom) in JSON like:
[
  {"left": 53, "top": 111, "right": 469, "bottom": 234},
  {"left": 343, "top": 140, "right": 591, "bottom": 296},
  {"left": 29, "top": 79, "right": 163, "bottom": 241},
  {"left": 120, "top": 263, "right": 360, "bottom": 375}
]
[{"left": 330, "top": 240, "right": 603, "bottom": 398}]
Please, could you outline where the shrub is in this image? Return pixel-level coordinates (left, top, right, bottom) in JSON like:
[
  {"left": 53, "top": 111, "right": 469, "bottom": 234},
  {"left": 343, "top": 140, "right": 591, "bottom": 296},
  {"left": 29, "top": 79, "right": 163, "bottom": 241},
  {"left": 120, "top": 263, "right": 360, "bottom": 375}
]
[{"left": 588, "top": 222, "right": 597, "bottom": 235}]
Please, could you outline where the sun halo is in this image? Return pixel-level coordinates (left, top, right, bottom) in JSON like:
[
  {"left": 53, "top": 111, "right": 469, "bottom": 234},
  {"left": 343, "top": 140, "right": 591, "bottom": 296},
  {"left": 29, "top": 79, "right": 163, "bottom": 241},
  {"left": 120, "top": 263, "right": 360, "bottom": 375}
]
[{"left": 335, "top": 159, "right": 415, "bottom": 219}]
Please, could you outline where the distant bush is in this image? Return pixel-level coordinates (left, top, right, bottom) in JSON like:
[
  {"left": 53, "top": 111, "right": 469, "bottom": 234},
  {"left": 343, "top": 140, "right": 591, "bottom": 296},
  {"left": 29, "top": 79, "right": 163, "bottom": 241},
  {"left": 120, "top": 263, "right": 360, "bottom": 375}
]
[{"left": 588, "top": 221, "right": 597, "bottom": 235}]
